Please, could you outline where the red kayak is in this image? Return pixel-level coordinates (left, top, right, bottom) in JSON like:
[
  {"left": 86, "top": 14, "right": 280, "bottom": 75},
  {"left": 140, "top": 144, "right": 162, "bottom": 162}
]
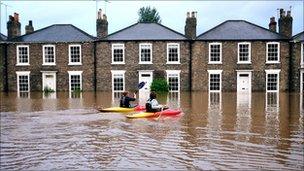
[{"left": 126, "top": 109, "right": 182, "bottom": 118}]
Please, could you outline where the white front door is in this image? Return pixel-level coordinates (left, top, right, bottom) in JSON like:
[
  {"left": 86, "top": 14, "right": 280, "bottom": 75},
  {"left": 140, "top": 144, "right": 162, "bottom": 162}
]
[
  {"left": 138, "top": 71, "right": 153, "bottom": 92},
  {"left": 237, "top": 71, "right": 251, "bottom": 93},
  {"left": 42, "top": 72, "right": 56, "bottom": 91}
]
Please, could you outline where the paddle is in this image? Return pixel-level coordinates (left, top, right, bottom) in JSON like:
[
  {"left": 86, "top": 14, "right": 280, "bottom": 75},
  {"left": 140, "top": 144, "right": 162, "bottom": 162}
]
[{"left": 156, "top": 106, "right": 164, "bottom": 120}]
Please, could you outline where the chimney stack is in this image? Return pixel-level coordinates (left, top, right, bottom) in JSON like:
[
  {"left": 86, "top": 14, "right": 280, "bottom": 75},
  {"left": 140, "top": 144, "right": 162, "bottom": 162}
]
[
  {"left": 185, "top": 11, "right": 197, "bottom": 40},
  {"left": 25, "top": 20, "right": 34, "bottom": 34},
  {"left": 96, "top": 9, "right": 108, "bottom": 39},
  {"left": 269, "top": 17, "right": 277, "bottom": 32},
  {"left": 278, "top": 8, "right": 293, "bottom": 38},
  {"left": 7, "top": 12, "right": 21, "bottom": 39}
]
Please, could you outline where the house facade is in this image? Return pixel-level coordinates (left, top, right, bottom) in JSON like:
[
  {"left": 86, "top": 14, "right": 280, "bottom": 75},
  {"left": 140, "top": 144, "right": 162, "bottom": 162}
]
[{"left": 1, "top": 8, "right": 303, "bottom": 93}]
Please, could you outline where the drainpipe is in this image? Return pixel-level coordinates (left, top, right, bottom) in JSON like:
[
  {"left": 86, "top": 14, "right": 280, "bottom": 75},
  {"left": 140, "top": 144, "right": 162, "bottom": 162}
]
[
  {"left": 93, "top": 41, "right": 97, "bottom": 92},
  {"left": 189, "top": 40, "right": 193, "bottom": 91},
  {"left": 4, "top": 43, "right": 8, "bottom": 92}
]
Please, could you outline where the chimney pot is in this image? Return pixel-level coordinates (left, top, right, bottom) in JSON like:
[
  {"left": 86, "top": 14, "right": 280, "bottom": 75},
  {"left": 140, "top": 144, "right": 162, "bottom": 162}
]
[
  {"left": 96, "top": 9, "right": 108, "bottom": 38},
  {"left": 14, "top": 13, "right": 19, "bottom": 22},
  {"left": 269, "top": 17, "right": 277, "bottom": 32},
  {"left": 278, "top": 8, "right": 293, "bottom": 37},
  {"left": 185, "top": 11, "right": 197, "bottom": 39},
  {"left": 187, "top": 12, "right": 190, "bottom": 18}
]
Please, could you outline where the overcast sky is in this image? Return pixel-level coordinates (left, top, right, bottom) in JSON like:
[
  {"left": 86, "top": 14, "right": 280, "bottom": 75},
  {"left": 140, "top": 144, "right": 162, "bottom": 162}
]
[{"left": 0, "top": 1, "right": 303, "bottom": 37}]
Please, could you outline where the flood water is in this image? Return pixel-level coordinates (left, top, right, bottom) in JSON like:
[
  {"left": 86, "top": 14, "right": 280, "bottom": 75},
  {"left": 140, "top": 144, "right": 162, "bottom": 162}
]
[{"left": 0, "top": 91, "right": 303, "bottom": 170}]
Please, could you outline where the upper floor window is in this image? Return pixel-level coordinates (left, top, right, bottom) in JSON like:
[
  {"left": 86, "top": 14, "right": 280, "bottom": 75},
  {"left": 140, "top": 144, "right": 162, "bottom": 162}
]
[
  {"left": 209, "top": 43, "right": 222, "bottom": 64},
  {"left": 238, "top": 42, "right": 251, "bottom": 64},
  {"left": 111, "top": 70, "right": 125, "bottom": 92},
  {"left": 43, "top": 45, "right": 56, "bottom": 65},
  {"left": 16, "top": 71, "right": 30, "bottom": 92},
  {"left": 112, "top": 43, "right": 125, "bottom": 64},
  {"left": 16, "top": 45, "right": 29, "bottom": 66},
  {"left": 166, "top": 70, "right": 181, "bottom": 92},
  {"left": 69, "top": 44, "right": 81, "bottom": 65},
  {"left": 266, "top": 42, "right": 280, "bottom": 63},
  {"left": 167, "top": 43, "right": 180, "bottom": 64},
  {"left": 139, "top": 43, "right": 152, "bottom": 64}
]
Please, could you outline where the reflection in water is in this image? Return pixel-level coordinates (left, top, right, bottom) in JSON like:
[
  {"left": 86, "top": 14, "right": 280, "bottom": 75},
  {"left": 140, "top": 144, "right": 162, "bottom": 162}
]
[
  {"left": 112, "top": 92, "right": 122, "bottom": 106},
  {"left": 0, "top": 92, "right": 303, "bottom": 170},
  {"left": 167, "top": 92, "right": 180, "bottom": 108},
  {"left": 43, "top": 92, "right": 56, "bottom": 99},
  {"left": 18, "top": 92, "right": 30, "bottom": 98}
]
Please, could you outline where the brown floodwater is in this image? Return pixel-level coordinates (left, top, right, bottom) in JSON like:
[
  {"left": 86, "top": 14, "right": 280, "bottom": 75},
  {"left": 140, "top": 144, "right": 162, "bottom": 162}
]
[{"left": 0, "top": 91, "right": 303, "bottom": 170}]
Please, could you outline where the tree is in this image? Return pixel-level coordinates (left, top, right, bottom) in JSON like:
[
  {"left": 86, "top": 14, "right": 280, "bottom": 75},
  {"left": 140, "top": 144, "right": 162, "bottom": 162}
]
[{"left": 138, "top": 6, "right": 161, "bottom": 23}]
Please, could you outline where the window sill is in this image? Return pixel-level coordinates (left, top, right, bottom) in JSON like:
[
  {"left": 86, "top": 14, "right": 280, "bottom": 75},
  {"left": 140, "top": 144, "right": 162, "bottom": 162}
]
[
  {"left": 111, "top": 62, "right": 125, "bottom": 65},
  {"left": 266, "top": 61, "right": 280, "bottom": 64},
  {"left": 266, "top": 90, "right": 279, "bottom": 93},
  {"left": 209, "top": 90, "right": 221, "bottom": 93},
  {"left": 68, "top": 63, "right": 82, "bottom": 66},
  {"left": 42, "top": 63, "right": 56, "bottom": 66},
  {"left": 16, "top": 63, "right": 30, "bottom": 66},
  {"left": 139, "top": 62, "right": 153, "bottom": 65}
]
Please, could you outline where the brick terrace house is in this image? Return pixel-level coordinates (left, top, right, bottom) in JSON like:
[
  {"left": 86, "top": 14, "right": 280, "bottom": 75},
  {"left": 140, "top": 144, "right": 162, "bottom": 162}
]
[
  {"left": 3, "top": 13, "right": 95, "bottom": 93},
  {"left": 1, "top": 8, "right": 303, "bottom": 93}
]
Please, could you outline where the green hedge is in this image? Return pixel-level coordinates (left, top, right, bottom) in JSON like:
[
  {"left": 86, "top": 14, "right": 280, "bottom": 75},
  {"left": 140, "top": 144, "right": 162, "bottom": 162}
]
[{"left": 150, "top": 78, "right": 169, "bottom": 92}]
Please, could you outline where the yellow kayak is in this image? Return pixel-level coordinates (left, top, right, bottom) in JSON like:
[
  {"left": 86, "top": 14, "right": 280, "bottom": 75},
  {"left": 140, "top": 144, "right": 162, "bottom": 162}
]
[{"left": 98, "top": 105, "right": 145, "bottom": 113}]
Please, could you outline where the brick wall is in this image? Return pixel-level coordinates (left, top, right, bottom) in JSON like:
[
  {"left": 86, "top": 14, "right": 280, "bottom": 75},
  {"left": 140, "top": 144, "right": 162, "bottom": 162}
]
[
  {"left": 96, "top": 41, "right": 191, "bottom": 91},
  {"left": 290, "top": 42, "right": 302, "bottom": 92},
  {"left": 6, "top": 42, "right": 94, "bottom": 91},
  {"left": 192, "top": 41, "right": 290, "bottom": 92}
]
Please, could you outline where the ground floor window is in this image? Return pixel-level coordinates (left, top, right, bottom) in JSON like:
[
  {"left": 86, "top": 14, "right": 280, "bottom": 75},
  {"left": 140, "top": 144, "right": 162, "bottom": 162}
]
[
  {"left": 166, "top": 70, "right": 180, "bottom": 92},
  {"left": 111, "top": 70, "right": 125, "bottom": 92},
  {"left": 265, "top": 70, "right": 280, "bottom": 92},
  {"left": 16, "top": 71, "right": 30, "bottom": 92},
  {"left": 68, "top": 71, "right": 83, "bottom": 92},
  {"left": 208, "top": 70, "right": 222, "bottom": 92}
]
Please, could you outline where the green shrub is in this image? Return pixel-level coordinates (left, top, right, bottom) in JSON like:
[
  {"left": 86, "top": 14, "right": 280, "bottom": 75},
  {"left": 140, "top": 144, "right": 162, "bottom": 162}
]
[
  {"left": 43, "top": 86, "right": 55, "bottom": 93},
  {"left": 150, "top": 78, "right": 169, "bottom": 92},
  {"left": 73, "top": 87, "right": 82, "bottom": 93}
]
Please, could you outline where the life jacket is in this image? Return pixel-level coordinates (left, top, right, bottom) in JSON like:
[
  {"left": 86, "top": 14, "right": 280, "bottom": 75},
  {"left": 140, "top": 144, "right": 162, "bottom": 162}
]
[
  {"left": 145, "top": 99, "right": 153, "bottom": 112},
  {"left": 120, "top": 96, "right": 126, "bottom": 107}
]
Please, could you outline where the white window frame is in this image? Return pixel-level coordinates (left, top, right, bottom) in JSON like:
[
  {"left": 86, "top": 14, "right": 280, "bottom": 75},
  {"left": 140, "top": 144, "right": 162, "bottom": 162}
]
[
  {"left": 16, "top": 71, "right": 30, "bottom": 92},
  {"left": 139, "top": 43, "right": 153, "bottom": 64},
  {"left": 266, "top": 42, "right": 280, "bottom": 64},
  {"left": 265, "top": 69, "right": 281, "bottom": 92},
  {"left": 166, "top": 43, "right": 180, "bottom": 64},
  {"left": 111, "top": 70, "right": 126, "bottom": 92},
  {"left": 111, "top": 43, "right": 125, "bottom": 64},
  {"left": 208, "top": 42, "right": 222, "bottom": 64},
  {"left": 237, "top": 42, "right": 251, "bottom": 64},
  {"left": 42, "top": 45, "right": 56, "bottom": 65},
  {"left": 208, "top": 70, "right": 223, "bottom": 92},
  {"left": 166, "top": 70, "right": 181, "bottom": 92},
  {"left": 68, "top": 44, "right": 82, "bottom": 65},
  {"left": 16, "top": 45, "right": 30, "bottom": 66},
  {"left": 301, "top": 43, "right": 304, "bottom": 67},
  {"left": 68, "top": 71, "right": 83, "bottom": 92},
  {"left": 300, "top": 70, "right": 304, "bottom": 94}
]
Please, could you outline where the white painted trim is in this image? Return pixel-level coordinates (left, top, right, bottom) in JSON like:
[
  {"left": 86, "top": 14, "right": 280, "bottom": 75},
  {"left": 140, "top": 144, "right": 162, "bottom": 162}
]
[
  {"left": 237, "top": 71, "right": 252, "bottom": 93},
  {"left": 237, "top": 42, "right": 251, "bottom": 64},
  {"left": 300, "top": 70, "right": 304, "bottom": 94},
  {"left": 42, "top": 45, "right": 56, "bottom": 66},
  {"left": 16, "top": 71, "right": 31, "bottom": 92},
  {"left": 266, "top": 42, "right": 280, "bottom": 64},
  {"left": 208, "top": 70, "right": 223, "bottom": 92},
  {"left": 208, "top": 42, "right": 222, "bottom": 64},
  {"left": 111, "top": 43, "right": 125, "bottom": 64},
  {"left": 111, "top": 70, "right": 126, "bottom": 92},
  {"left": 138, "top": 70, "right": 153, "bottom": 91},
  {"left": 166, "top": 43, "right": 180, "bottom": 64},
  {"left": 42, "top": 72, "right": 57, "bottom": 91},
  {"left": 139, "top": 43, "right": 153, "bottom": 64},
  {"left": 265, "top": 69, "right": 281, "bottom": 92},
  {"left": 68, "top": 44, "right": 82, "bottom": 65},
  {"left": 16, "top": 45, "right": 30, "bottom": 66},
  {"left": 301, "top": 43, "right": 304, "bottom": 67},
  {"left": 68, "top": 71, "right": 83, "bottom": 92},
  {"left": 166, "top": 70, "right": 181, "bottom": 92}
]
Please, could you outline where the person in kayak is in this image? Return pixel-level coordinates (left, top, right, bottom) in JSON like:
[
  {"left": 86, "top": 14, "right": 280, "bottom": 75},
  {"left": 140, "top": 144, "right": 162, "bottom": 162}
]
[
  {"left": 120, "top": 91, "right": 136, "bottom": 108},
  {"left": 146, "top": 91, "right": 167, "bottom": 112}
]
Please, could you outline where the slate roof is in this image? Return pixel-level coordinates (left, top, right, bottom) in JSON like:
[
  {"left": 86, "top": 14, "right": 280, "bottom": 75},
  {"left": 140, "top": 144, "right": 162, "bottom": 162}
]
[
  {"left": 197, "top": 20, "right": 288, "bottom": 41},
  {"left": 0, "top": 33, "right": 7, "bottom": 41},
  {"left": 104, "top": 22, "right": 188, "bottom": 41},
  {"left": 10, "top": 24, "right": 95, "bottom": 43},
  {"left": 292, "top": 31, "right": 304, "bottom": 42}
]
